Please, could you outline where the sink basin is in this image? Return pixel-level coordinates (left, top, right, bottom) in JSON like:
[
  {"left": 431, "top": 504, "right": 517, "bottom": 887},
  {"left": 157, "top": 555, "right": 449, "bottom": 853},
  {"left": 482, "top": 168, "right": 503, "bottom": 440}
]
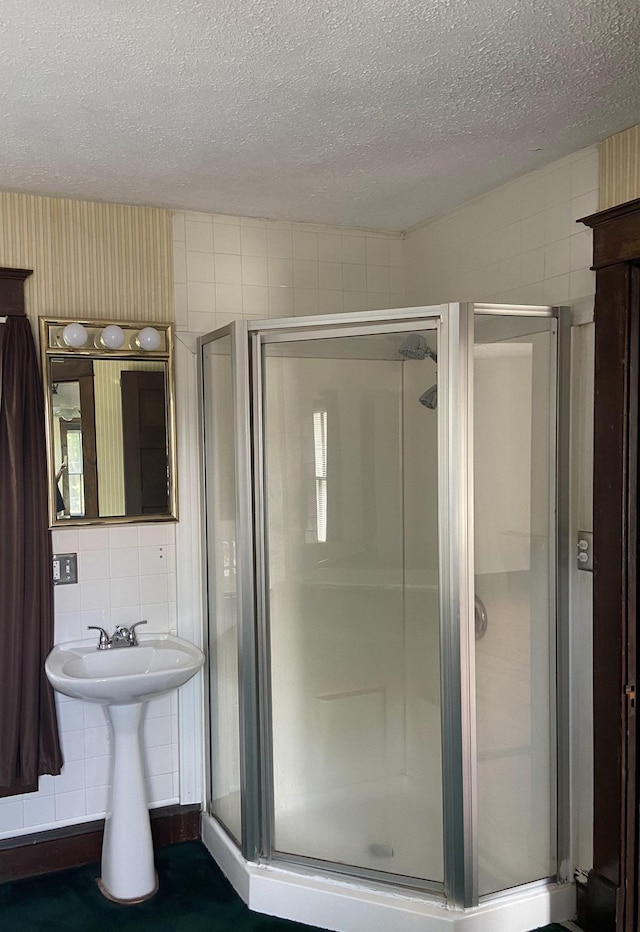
[{"left": 45, "top": 633, "right": 204, "bottom": 705}]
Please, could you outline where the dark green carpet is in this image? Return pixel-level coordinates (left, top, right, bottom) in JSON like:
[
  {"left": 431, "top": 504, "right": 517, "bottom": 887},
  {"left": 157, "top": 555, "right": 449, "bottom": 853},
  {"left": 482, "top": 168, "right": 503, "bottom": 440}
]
[
  {"left": 0, "top": 841, "right": 326, "bottom": 931},
  {"left": 531, "top": 927, "right": 571, "bottom": 932},
  {"left": 0, "top": 841, "right": 574, "bottom": 932},
  {"left": 531, "top": 927, "right": 570, "bottom": 931}
]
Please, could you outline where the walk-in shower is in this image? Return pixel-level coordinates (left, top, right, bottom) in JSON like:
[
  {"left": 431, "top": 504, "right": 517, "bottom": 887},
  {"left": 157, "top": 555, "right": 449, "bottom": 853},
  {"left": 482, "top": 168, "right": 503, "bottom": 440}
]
[{"left": 198, "top": 303, "right": 570, "bottom": 927}]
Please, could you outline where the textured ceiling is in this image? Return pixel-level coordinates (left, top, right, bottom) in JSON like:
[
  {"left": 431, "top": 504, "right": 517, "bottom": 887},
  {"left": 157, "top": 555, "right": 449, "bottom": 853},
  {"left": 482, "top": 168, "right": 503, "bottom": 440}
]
[{"left": 1, "top": 0, "right": 640, "bottom": 231}]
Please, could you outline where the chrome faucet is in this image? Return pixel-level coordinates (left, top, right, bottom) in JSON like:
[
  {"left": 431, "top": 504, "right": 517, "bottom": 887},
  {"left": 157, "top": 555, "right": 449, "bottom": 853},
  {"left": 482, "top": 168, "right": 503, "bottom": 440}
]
[
  {"left": 87, "top": 620, "right": 147, "bottom": 650},
  {"left": 87, "top": 625, "right": 110, "bottom": 649}
]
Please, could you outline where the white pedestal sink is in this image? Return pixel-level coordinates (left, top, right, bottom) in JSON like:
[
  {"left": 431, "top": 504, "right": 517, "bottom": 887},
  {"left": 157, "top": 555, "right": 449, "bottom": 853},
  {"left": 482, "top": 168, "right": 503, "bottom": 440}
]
[{"left": 45, "top": 633, "right": 204, "bottom": 903}]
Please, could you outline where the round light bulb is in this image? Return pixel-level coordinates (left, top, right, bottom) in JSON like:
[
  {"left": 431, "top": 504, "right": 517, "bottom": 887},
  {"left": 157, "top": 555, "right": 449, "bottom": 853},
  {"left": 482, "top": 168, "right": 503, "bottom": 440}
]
[
  {"left": 137, "top": 326, "right": 162, "bottom": 351},
  {"left": 101, "top": 325, "right": 126, "bottom": 349},
  {"left": 62, "top": 322, "right": 88, "bottom": 348}
]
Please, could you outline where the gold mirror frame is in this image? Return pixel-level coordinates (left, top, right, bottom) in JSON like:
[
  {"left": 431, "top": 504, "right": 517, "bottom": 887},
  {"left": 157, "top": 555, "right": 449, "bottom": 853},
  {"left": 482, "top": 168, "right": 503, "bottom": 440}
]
[{"left": 40, "top": 317, "right": 178, "bottom": 527}]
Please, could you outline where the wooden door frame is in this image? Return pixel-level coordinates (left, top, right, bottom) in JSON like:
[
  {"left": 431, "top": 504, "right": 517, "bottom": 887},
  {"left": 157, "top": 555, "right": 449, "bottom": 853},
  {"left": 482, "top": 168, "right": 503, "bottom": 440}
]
[
  {"left": 121, "top": 368, "right": 169, "bottom": 516},
  {"left": 579, "top": 197, "right": 640, "bottom": 932},
  {"left": 50, "top": 358, "right": 99, "bottom": 518}
]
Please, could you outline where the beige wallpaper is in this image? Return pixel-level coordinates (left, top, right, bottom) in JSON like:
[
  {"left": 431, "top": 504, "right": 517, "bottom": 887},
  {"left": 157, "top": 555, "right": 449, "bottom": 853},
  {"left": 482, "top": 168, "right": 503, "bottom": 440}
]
[
  {"left": 599, "top": 124, "right": 640, "bottom": 210},
  {"left": 0, "top": 192, "right": 173, "bottom": 324}
]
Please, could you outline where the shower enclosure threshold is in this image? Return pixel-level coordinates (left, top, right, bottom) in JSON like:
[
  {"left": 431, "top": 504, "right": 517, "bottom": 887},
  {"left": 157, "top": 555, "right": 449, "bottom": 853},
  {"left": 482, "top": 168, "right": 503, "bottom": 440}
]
[{"left": 201, "top": 814, "right": 575, "bottom": 932}]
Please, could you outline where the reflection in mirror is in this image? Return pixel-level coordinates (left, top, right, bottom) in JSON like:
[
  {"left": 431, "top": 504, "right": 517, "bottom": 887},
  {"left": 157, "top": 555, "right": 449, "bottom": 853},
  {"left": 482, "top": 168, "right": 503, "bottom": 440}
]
[{"left": 41, "top": 319, "right": 177, "bottom": 527}]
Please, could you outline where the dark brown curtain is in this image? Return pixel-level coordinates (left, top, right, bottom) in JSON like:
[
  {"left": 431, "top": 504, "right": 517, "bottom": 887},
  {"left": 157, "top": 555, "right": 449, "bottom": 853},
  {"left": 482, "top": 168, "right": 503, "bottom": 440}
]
[{"left": 0, "top": 305, "right": 62, "bottom": 796}]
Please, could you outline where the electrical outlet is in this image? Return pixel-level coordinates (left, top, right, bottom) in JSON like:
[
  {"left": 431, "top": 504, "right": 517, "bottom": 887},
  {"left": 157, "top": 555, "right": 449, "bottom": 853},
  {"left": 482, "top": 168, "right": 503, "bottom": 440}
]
[
  {"left": 577, "top": 531, "right": 593, "bottom": 572},
  {"left": 53, "top": 552, "right": 78, "bottom": 585}
]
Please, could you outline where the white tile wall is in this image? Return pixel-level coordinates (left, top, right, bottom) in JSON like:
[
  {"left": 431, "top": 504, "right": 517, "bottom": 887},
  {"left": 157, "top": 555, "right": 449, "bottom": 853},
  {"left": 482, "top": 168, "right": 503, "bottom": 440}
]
[
  {"left": 53, "top": 524, "right": 177, "bottom": 641},
  {"left": 0, "top": 524, "right": 179, "bottom": 840},
  {"left": 173, "top": 213, "right": 405, "bottom": 335},
  {"left": 404, "top": 147, "right": 598, "bottom": 306}
]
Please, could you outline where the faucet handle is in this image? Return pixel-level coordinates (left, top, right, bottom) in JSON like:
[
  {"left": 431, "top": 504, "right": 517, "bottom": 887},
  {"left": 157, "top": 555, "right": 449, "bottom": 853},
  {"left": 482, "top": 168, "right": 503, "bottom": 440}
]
[
  {"left": 128, "top": 620, "right": 148, "bottom": 646},
  {"left": 87, "top": 626, "right": 110, "bottom": 650}
]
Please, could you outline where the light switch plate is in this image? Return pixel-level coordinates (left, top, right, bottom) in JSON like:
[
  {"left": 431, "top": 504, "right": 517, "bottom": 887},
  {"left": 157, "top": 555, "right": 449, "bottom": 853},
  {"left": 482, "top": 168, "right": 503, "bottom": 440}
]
[{"left": 53, "top": 552, "right": 78, "bottom": 585}]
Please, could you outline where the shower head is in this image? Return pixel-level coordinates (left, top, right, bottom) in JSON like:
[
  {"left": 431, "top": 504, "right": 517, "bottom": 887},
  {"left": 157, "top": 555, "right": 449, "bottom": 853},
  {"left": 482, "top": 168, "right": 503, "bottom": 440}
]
[
  {"left": 399, "top": 332, "right": 426, "bottom": 359},
  {"left": 419, "top": 384, "right": 437, "bottom": 409},
  {"left": 399, "top": 334, "right": 438, "bottom": 409},
  {"left": 399, "top": 333, "right": 437, "bottom": 362}
]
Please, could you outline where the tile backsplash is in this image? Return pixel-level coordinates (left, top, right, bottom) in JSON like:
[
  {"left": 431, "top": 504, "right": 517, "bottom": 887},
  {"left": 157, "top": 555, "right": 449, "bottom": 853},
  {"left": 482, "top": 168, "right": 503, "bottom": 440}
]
[{"left": 52, "top": 524, "right": 177, "bottom": 643}]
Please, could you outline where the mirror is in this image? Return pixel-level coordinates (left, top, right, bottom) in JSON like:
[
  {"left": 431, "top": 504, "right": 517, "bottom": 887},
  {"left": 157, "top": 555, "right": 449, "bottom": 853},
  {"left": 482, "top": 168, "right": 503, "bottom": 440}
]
[{"left": 40, "top": 318, "right": 177, "bottom": 527}]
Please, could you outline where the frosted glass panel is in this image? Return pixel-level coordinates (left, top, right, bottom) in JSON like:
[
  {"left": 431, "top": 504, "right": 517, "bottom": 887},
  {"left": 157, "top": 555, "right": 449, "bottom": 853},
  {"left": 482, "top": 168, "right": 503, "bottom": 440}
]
[
  {"left": 202, "top": 336, "right": 242, "bottom": 843},
  {"left": 263, "top": 330, "right": 443, "bottom": 883},
  {"left": 474, "top": 317, "right": 556, "bottom": 895}
]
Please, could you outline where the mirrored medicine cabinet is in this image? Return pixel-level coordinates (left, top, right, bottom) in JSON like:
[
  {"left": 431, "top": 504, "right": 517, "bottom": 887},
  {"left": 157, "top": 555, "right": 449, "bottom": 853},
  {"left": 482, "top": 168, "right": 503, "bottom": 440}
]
[{"left": 40, "top": 318, "right": 177, "bottom": 527}]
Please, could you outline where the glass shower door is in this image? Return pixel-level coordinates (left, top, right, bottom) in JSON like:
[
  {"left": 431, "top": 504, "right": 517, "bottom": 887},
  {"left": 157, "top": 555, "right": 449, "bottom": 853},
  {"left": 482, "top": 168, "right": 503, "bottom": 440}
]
[
  {"left": 201, "top": 331, "right": 243, "bottom": 846},
  {"left": 473, "top": 313, "right": 559, "bottom": 895},
  {"left": 260, "top": 327, "right": 443, "bottom": 886}
]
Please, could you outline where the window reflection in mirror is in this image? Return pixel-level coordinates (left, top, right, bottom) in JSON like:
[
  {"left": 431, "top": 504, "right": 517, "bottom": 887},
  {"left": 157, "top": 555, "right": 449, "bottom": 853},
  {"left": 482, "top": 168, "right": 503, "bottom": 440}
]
[{"left": 41, "top": 319, "right": 177, "bottom": 527}]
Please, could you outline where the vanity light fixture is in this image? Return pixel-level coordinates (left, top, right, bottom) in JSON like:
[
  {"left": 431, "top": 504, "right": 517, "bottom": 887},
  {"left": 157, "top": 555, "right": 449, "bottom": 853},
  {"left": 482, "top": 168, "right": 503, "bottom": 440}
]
[
  {"left": 100, "top": 324, "right": 126, "bottom": 349},
  {"left": 136, "top": 326, "right": 162, "bottom": 351},
  {"left": 62, "top": 322, "right": 89, "bottom": 348},
  {"left": 54, "top": 322, "right": 164, "bottom": 353}
]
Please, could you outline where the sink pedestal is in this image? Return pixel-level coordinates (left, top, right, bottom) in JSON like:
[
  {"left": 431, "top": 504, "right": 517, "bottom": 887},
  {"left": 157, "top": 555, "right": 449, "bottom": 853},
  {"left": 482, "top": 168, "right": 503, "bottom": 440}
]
[
  {"left": 100, "top": 702, "right": 157, "bottom": 902},
  {"left": 44, "top": 633, "right": 205, "bottom": 903}
]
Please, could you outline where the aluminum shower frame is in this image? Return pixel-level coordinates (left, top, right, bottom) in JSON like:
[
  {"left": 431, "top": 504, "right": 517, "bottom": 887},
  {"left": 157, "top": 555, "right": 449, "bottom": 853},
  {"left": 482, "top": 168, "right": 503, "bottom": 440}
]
[
  {"left": 198, "top": 302, "right": 570, "bottom": 910},
  {"left": 250, "top": 307, "right": 446, "bottom": 900}
]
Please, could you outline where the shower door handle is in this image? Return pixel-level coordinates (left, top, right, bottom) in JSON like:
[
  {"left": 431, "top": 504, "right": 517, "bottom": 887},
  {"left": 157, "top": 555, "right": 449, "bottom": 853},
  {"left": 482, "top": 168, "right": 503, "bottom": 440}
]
[{"left": 474, "top": 595, "right": 488, "bottom": 640}]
